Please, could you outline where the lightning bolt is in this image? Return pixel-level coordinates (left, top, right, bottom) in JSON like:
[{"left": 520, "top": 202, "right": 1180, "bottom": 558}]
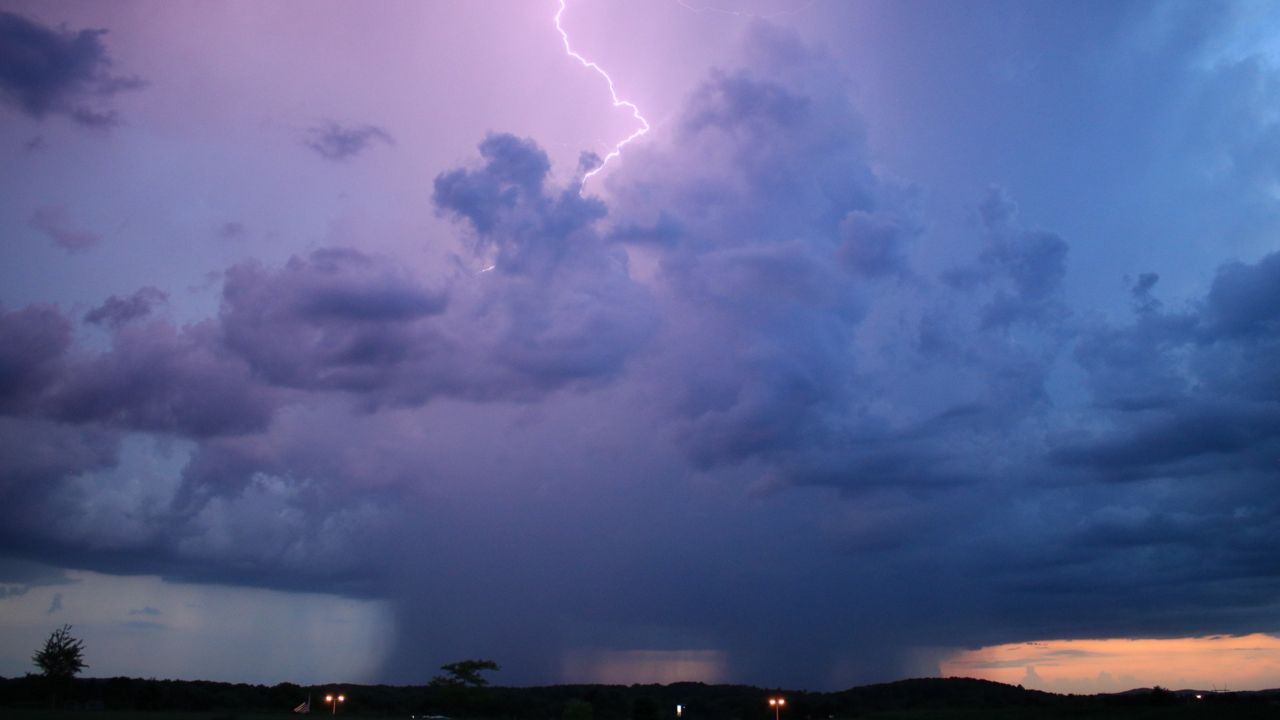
[{"left": 554, "top": 0, "right": 650, "bottom": 188}]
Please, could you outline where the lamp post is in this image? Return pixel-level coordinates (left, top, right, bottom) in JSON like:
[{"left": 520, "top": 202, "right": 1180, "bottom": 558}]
[
  {"left": 325, "top": 694, "right": 345, "bottom": 715},
  {"left": 768, "top": 697, "right": 785, "bottom": 720}
]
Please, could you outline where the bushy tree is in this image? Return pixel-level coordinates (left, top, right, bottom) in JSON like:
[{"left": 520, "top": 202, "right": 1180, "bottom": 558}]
[
  {"left": 430, "top": 659, "right": 500, "bottom": 688},
  {"left": 33, "top": 624, "right": 86, "bottom": 679}
]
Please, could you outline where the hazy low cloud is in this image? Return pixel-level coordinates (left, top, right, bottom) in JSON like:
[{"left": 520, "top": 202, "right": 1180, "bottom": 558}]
[
  {"left": 30, "top": 206, "right": 99, "bottom": 253},
  {"left": 84, "top": 287, "right": 167, "bottom": 329},
  {"left": 304, "top": 121, "right": 393, "bottom": 161}
]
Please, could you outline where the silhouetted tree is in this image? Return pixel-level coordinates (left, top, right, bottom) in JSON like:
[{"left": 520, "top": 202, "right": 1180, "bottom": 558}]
[
  {"left": 430, "top": 659, "right": 501, "bottom": 688},
  {"left": 32, "top": 624, "right": 86, "bottom": 708},
  {"left": 33, "top": 624, "right": 86, "bottom": 679},
  {"left": 426, "top": 659, "right": 501, "bottom": 717}
]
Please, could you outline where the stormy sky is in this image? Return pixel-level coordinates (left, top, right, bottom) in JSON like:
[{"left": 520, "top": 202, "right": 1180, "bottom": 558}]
[{"left": 2, "top": 0, "right": 1280, "bottom": 693}]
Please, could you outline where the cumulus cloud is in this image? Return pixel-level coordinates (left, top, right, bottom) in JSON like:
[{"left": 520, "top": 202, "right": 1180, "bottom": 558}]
[
  {"left": 0, "top": 11, "right": 142, "bottom": 127},
  {"left": 304, "top": 121, "right": 393, "bottom": 161}
]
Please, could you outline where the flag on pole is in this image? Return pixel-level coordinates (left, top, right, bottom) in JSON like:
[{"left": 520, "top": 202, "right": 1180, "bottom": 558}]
[{"left": 294, "top": 697, "right": 311, "bottom": 714}]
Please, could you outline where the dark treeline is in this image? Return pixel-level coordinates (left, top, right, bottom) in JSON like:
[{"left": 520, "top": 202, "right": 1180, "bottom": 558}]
[{"left": 2, "top": 675, "right": 1278, "bottom": 718}]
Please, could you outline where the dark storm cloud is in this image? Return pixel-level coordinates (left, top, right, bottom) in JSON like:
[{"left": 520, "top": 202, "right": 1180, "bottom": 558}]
[
  {"left": 0, "top": 303, "right": 273, "bottom": 438},
  {"left": 968, "top": 187, "right": 1070, "bottom": 330},
  {"left": 304, "top": 121, "right": 394, "bottom": 161},
  {"left": 0, "top": 132, "right": 657, "bottom": 599},
  {"left": 4, "top": 11, "right": 1280, "bottom": 692},
  {"left": 0, "top": 417, "right": 118, "bottom": 490},
  {"left": 52, "top": 320, "right": 275, "bottom": 438},
  {"left": 0, "top": 304, "right": 71, "bottom": 413},
  {"left": 0, "top": 422, "right": 121, "bottom": 587},
  {"left": 1202, "top": 251, "right": 1280, "bottom": 339},
  {"left": 434, "top": 133, "right": 557, "bottom": 235},
  {"left": 1059, "top": 249, "right": 1280, "bottom": 479},
  {"left": 220, "top": 235, "right": 650, "bottom": 406},
  {"left": 0, "top": 558, "right": 74, "bottom": 602},
  {"left": 837, "top": 210, "right": 910, "bottom": 279},
  {"left": 600, "top": 38, "right": 1064, "bottom": 507},
  {"left": 600, "top": 29, "right": 884, "bottom": 484},
  {"left": 0, "top": 551, "right": 78, "bottom": 590},
  {"left": 84, "top": 286, "right": 167, "bottom": 329},
  {"left": 682, "top": 68, "right": 810, "bottom": 134},
  {"left": 1052, "top": 400, "right": 1280, "bottom": 477},
  {"left": 0, "top": 11, "right": 142, "bottom": 127}
]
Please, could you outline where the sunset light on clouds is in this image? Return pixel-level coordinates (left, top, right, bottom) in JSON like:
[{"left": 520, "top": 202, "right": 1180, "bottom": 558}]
[{"left": 942, "top": 635, "right": 1280, "bottom": 694}]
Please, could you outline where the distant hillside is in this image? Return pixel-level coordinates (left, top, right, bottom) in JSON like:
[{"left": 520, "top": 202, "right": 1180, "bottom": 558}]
[{"left": 826, "top": 677, "right": 1064, "bottom": 713}]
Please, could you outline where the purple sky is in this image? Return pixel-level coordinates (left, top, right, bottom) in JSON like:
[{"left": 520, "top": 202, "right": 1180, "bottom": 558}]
[{"left": 3, "top": 0, "right": 1280, "bottom": 692}]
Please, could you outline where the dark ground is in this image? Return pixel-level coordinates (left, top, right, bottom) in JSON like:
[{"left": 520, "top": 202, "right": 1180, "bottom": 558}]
[{"left": 3, "top": 676, "right": 1277, "bottom": 719}]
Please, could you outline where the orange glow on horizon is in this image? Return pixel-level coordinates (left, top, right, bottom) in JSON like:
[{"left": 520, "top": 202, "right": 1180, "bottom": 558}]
[{"left": 940, "top": 633, "right": 1280, "bottom": 693}]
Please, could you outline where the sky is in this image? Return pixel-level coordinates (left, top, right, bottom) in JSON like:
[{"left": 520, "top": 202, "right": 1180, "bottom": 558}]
[{"left": 1, "top": 0, "right": 1280, "bottom": 694}]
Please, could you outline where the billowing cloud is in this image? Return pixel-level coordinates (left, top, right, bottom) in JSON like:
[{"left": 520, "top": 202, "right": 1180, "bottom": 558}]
[{"left": 0, "top": 11, "right": 142, "bottom": 127}]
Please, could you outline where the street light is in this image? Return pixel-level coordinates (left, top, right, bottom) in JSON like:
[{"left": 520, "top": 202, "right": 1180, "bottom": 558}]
[
  {"left": 324, "top": 693, "right": 345, "bottom": 715},
  {"left": 768, "top": 697, "right": 785, "bottom": 720}
]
